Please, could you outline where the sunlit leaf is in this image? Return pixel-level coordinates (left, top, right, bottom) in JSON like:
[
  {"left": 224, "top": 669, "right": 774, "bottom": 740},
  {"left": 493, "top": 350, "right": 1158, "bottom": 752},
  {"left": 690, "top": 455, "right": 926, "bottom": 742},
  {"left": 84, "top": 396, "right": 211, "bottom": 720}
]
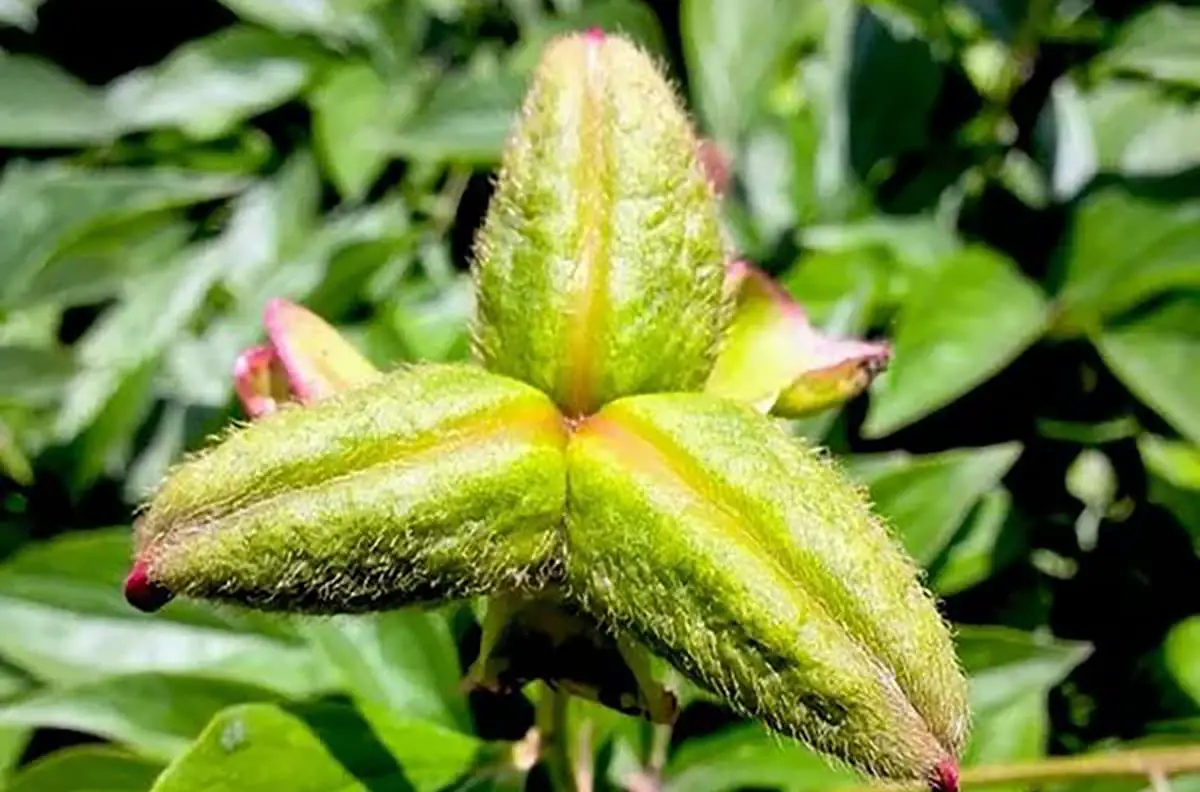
[
  {"left": 848, "top": 443, "right": 1022, "bottom": 565},
  {"left": 6, "top": 746, "right": 163, "bottom": 792},
  {"left": 0, "top": 674, "right": 282, "bottom": 762}
]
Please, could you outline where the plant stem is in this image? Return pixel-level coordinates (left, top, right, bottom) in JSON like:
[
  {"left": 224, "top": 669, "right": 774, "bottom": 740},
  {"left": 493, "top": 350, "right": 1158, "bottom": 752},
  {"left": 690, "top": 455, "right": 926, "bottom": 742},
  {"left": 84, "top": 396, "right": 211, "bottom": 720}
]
[
  {"left": 536, "top": 684, "right": 577, "bottom": 792},
  {"left": 840, "top": 745, "right": 1200, "bottom": 791}
]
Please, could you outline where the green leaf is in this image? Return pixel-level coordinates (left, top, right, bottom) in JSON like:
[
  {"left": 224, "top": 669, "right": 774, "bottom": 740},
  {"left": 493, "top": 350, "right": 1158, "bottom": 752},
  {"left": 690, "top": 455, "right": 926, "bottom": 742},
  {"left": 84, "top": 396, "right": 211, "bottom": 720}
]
[
  {"left": 0, "top": 726, "right": 30, "bottom": 780},
  {"left": 780, "top": 248, "right": 885, "bottom": 334},
  {"left": 847, "top": 443, "right": 1022, "bottom": 565},
  {"left": 300, "top": 608, "right": 472, "bottom": 734},
  {"left": 310, "top": 61, "right": 391, "bottom": 201},
  {"left": 681, "top": 0, "right": 803, "bottom": 145},
  {"left": 15, "top": 218, "right": 192, "bottom": 309},
  {"left": 0, "top": 56, "right": 116, "bottom": 146},
  {"left": 107, "top": 27, "right": 321, "bottom": 140},
  {"left": 1165, "top": 616, "right": 1200, "bottom": 705},
  {"left": 1097, "top": 296, "right": 1200, "bottom": 444},
  {"left": 0, "top": 529, "right": 338, "bottom": 696},
  {"left": 932, "top": 487, "right": 1018, "bottom": 595},
  {"left": 217, "top": 0, "right": 385, "bottom": 43},
  {"left": 864, "top": 247, "right": 1048, "bottom": 437},
  {"left": 390, "top": 70, "right": 526, "bottom": 164},
  {"left": 846, "top": 6, "right": 943, "bottom": 178},
  {"left": 0, "top": 0, "right": 45, "bottom": 31},
  {"left": 151, "top": 702, "right": 481, "bottom": 792},
  {"left": 0, "top": 162, "right": 244, "bottom": 303},
  {"left": 957, "top": 627, "right": 1091, "bottom": 768},
  {"left": 1100, "top": 4, "right": 1200, "bottom": 89},
  {"left": 662, "top": 723, "right": 855, "bottom": 792},
  {"left": 1139, "top": 433, "right": 1200, "bottom": 545},
  {"left": 0, "top": 346, "right": 75, "bottom": 408},
  {"left": 7, "top": 746, "right": 163, "bottom": 792},
  {"left": 1083, "top": 81, "right": 1177, "bottom": 173},
  {"left": 1036, "top": 76, "right": 1097, "bottom": 201},
  {"left": 0, "top": 674, "right": 282, "bottom": 762},
  {"left": 1055, "top": 187, "right": 1200, "bottom": 328},
  {"left": 1122, "top": 103, "right": 1200, "bottom": 177}
]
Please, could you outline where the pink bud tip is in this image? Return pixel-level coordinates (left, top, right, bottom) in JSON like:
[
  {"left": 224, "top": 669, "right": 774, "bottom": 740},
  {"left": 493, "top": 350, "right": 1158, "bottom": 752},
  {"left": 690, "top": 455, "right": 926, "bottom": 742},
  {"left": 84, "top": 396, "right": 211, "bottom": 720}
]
[
  {"left": 124, "top": 558, "right": 173, "bottom": 613},
  {"left": 583, "top": 26, "right": 606, "bottom": 42},
  {"left": 233, "top": 345, "right": 280, "bottom": 419},
  {"left": 930, "top": 758, "right": 959, "bottom": 792}
]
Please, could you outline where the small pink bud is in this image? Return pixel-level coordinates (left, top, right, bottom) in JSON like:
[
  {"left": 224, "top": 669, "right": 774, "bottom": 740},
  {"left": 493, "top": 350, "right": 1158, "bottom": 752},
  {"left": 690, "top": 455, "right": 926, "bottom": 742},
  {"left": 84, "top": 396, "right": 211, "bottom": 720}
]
[
  {"left": 262, "top": 298, "right": 381, "bottom": 403},
  {"left": 233, "top": 345, "right": 288, "bottom": 419},
  {"left": 706, "top": 261, "right": 891, "bottom": 417}
]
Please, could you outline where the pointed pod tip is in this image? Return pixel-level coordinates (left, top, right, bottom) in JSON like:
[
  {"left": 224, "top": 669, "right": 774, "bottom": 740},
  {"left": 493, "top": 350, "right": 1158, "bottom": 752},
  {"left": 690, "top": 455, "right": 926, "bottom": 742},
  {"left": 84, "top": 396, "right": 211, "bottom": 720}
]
[
  {"left": 124, "top": 557, "right": 173, "bottom": 613},
  {"left": 930, "top": 758, "right": 959, "bottom": 792}
]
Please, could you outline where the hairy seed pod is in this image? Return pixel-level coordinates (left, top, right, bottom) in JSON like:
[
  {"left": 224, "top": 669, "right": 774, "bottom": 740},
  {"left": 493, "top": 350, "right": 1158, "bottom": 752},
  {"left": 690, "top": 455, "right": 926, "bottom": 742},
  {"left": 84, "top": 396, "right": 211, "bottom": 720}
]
[
  {"left": 471, "top": 30, "right": 727, "bottom": 417},
  {"left": 565, "top": 393, "right": 968, "bottom": 784},
  {"left": 129, "top": 364, "right": 568, "bottom": 613}
]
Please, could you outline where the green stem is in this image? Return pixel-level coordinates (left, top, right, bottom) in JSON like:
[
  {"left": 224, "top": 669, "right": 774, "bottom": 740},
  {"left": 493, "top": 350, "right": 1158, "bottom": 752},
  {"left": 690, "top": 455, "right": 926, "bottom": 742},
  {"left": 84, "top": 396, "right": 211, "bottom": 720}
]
[
  {"left": 536, "top": 684, "right": 577, "bottom": 792},
  {"left": 840, "top": 745, "right": 1200, "bottom": 791}
]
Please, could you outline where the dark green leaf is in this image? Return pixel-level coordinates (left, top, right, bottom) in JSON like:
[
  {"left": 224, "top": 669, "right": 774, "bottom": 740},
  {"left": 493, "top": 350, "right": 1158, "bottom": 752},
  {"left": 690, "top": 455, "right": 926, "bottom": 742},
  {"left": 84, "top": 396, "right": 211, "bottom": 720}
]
[
  {"left": 0, "top": 56, "right": 116, "bottom": 146},
  {"left": 107, "top": 27, "right": 322, "bottom": 140},
  {"left": 663, "top": 724, "right": 854, "bottom": 792},
  {"left": 7, "top": 746, "right": 163, "bottom": 792},
  {"left": 1055, "top": 188, "right": 1200, "bottom": 328},
  {"left": 848, "top": 443, "right": 1022, "bottom": 564},
  {"left": 0, "top": 674, "right": 282, "bottom": 761},
  {"left": 1165, "top": 616, "right": 1200, "bottom": 705},
  {"left": 0, "top": 346, "right": 75, "bottom": 408},
  {"left": 300, "top": 608, "right": 472, "bottom": 733},
  {"left": 1096, "top": 296, "right": 1200, "bottom": 444},
  {"left": 0, "top": 529, "right": 338, "bottom": 696},
  {"left": 956, "top": 626, "right": 1091, "bottom": 766},
  {"left": 1100, "top": 4, "right": 1200, "bottom": 89},
  {"left": 0, "top": 162, "right": 244, "bottom": 303},
  {"left": 151, "top": 702, "right": 481, "bottom": 792},
  {"left": 864, "top": 246, "right": 1048, "bottom": 437},
  {"left": 932, "top": 487, "right": 1018, "bottom": 595},
  {"left": 846, "top": 6, "right": 943, "bottom": 179},
  {"left": 390, "top": 70, "right": 526, "bottom": 164},
  {"left": 681, "top": 0, "right": 807, "bottom": 145}
]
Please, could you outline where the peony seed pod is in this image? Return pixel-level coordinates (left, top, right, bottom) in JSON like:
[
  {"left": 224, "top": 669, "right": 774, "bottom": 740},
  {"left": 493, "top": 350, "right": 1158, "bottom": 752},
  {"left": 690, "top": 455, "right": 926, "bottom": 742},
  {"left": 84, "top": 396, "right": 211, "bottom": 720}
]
[
  {"left": 129, "top": 364, "right": 568, "bottom": 613},
  {"left": 471, "top": 30, "right": 727, "bottom": 417},
  {"left": 564, "top": 393, "right": 968, "bottom": 785}
]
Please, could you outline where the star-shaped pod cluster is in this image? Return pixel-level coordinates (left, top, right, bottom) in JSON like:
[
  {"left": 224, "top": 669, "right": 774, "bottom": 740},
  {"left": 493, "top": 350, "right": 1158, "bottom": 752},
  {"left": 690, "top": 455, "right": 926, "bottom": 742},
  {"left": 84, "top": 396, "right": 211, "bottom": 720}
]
[{"left": 125, "top": 30, "right": 967, "bottom": 792}]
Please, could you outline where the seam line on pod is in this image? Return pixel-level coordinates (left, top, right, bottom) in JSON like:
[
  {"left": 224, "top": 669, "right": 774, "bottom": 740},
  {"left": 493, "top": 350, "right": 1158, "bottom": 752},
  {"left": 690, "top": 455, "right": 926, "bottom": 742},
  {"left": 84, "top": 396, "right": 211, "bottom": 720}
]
[
  {"left": 562, "top": 35, "right": 613, "bottom": 416},
  {"left": 147, "top": 397, "right": 568, "bottom": 542},
  {"left": 594, "top": 403, "right": 961, "bottom": 758},
  {"left": 575, "top": 412, "right": 857, "bottom": 645}
]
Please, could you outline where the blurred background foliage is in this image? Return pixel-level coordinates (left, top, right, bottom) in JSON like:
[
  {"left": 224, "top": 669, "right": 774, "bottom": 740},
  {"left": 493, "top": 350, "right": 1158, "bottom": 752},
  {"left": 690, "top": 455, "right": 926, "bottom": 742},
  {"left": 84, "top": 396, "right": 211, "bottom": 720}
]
[{"left": 0, "top": 0, "right": 1198, "bottom": 790}]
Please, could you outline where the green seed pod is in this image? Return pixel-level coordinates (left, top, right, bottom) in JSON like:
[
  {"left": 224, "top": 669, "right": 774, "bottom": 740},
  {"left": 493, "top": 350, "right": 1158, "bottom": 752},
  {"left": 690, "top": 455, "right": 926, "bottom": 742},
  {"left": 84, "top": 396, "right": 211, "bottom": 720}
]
[
  {"left": 564, "top": 393, "right": 968, "bottom": 785},
  {"left": 130, "top": 364, "right": 568, "bottom": 613},
  {"left": 471, "top": 30, "right": 727, "bottom": 417}
]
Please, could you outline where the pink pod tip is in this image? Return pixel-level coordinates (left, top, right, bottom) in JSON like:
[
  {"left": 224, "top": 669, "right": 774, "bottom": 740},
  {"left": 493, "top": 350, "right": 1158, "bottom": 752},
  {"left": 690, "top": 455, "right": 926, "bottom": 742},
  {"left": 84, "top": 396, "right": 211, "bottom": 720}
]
[{"left": 124, "top": 557, "right": 173, "bottom": 613}]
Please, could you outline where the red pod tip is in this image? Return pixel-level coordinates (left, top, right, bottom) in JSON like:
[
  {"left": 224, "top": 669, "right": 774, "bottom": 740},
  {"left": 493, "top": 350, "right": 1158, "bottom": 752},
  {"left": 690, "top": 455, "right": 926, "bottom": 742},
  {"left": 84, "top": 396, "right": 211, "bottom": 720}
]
[
  {"left": 124, "top": 558, "right": 173, "bottom": 612},
  {"left": 930, "top": 758, "right": 960, "bottom": 792},
  {"left": 583, "top": 26, "right": 606, "bottom": 42}
]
